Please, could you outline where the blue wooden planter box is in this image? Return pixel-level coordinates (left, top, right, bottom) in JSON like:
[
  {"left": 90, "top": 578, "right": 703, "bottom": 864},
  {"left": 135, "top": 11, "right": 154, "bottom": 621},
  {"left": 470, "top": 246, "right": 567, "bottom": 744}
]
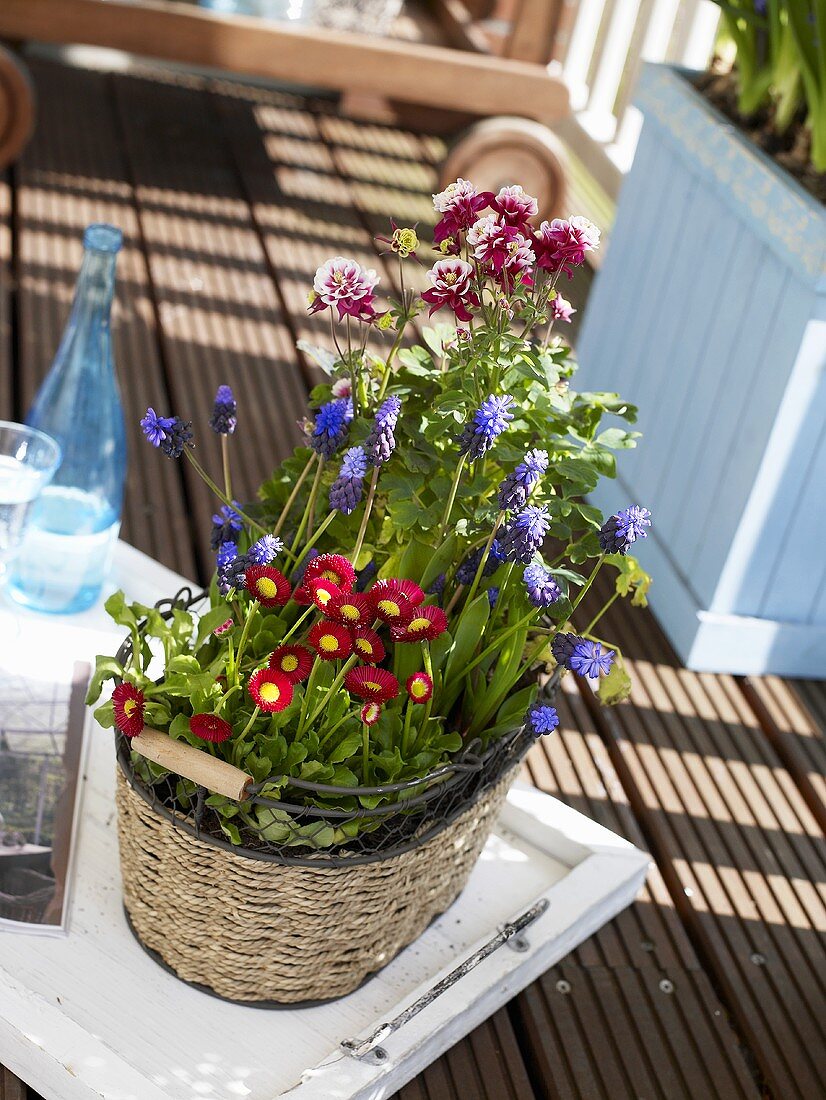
[{"left": 578, "top": 63, "right": 826, "bottom": 677}]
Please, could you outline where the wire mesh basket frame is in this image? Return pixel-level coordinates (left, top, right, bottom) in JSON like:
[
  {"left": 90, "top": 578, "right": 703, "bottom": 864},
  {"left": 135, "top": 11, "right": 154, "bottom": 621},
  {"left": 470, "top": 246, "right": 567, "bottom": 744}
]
[{"left": 114, "top": 589, "right": 537, "bottom": 868}]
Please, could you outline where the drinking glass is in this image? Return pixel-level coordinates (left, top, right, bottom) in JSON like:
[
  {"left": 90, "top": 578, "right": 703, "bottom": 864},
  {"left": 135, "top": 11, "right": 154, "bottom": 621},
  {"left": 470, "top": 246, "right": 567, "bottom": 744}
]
[{"left": 0, "top": 421, "right": 62, "bottom": 584}]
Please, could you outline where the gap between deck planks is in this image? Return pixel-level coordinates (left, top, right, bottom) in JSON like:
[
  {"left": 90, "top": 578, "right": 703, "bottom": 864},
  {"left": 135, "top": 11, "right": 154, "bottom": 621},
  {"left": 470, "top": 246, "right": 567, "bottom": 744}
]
[{"left": 4, "top": 55, "right": 825, "bottom": 1100}]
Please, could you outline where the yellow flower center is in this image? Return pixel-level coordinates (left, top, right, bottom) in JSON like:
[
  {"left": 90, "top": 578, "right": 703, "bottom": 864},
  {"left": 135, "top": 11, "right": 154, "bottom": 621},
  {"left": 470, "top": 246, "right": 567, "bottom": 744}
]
[
  {"left": 364, "top": 680, "right": 382, "bottom": 692},
  {"left": 281, "top": 655, "right": 299, "bottom": 672},
  {"left": 259, "top": 682, "right": 282, "bottom": 703},
  {"left": 319, "top": 634, "right": 339, "bottom": 653},
  {"left": 356, "top": 639, "right": 373, "bottom": 655},
  {"left": 340, "top": 603, "right": 360, "bottom": 621},
  {"left": 256, "top": 577, "right": 278, "bottom": 599},
  {"left": 124, "top": 699, "right": 137, "bottom": 717},
  {"left": 315, "top": 586, "right": 333, "bottom": 605},
  {"left": 378, "top": 598, "right": 400, "bottom": 618},
  {"left": 410, "top": 680, "right": 428, "bottom": 699},
  {"left": 408, "top": 616, "right": 429, "bottom": 633},
  {"left": 444, "top": 272, "right": 457, "bottom": 285},
  {"left": 320, "top": 569, "right": 339, "bottom": 582}
]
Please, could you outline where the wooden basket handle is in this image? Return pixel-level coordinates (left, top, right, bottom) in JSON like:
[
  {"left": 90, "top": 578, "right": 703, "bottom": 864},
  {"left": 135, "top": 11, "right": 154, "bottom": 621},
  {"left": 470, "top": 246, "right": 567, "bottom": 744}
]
[{"left": 130, "top": 728, "right": 253, "bottom": 801}]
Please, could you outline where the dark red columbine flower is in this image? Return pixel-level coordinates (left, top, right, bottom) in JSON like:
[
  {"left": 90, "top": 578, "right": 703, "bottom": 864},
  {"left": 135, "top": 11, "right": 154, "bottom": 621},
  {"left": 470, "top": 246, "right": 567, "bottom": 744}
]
[
  {"left": 308, "top": 576, "right": 342, "bottom": 613},
  {"left": 344, "top": 666, "right": 400, "bottom": 703},
  {"left": 245, "top": 565, "right": 291, "bottom": 608},
  {"left": 304, "top": 553, "right": 356, "bottom": 592},
  {"left": 308, "top": 620, "right": 353, "bottom": 661},
  {"left": 248, "top": 668, "right": 294, "bottom": 712},
  {"left": 351, "top": 626, "right": 386, "bottom": 665},
  {"left": 391, "top": 604, "right": 449, "bottom": 643},
  {"left": 189, "top": 713, "right": 233, "bottom": 742},
  {"left": 421, "top": 259, "right": 480, "bottom": 323},
  {"left": 406, "top": 672, "right": 433, "bottom": 705},
  {"left": 112, "top": 683, "right": 145, "bottom": 737},
  {"left": 268, "top": 644, "right": 313, "bottom": 683},
  {"left": 325, "top": 590, "right": 373, "bottom": 628},
  {"left": 432, "top": 178, "right": 492, "bottom": 251},
  {"left": 360, "top": 702, "right": 382, "bottom": 726}
]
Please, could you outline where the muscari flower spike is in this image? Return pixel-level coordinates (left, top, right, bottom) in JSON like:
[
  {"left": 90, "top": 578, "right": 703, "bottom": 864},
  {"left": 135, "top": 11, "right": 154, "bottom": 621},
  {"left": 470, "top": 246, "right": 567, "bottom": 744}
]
[
  {"left": 456, "top": 540, "right": 504, "bottom": 586},
  {"left": 457, "top": 394, "right": 515, "bottom": 461},
  {"left": 329, "top": 446, "right": 368, "bottom": 515},
  {"left": 159, "top": 417, "right": 194, "bottom": 459},
  {"left": 209, "top": 384, "right": 237, "bottom": 435},
  {"left": 525, "top": 702, "right": 560, "bottom": 737},
  {"left": 140, "top": 408, "right": 175, "bottom": 448},
  {"left": 552, "top": 633, "right": 614, "bottom": 679},
  {"left": 498, "top": 449, "right": 549, "bottom": 513},
  {"left": 365, "top": 395, "right": 401, "bottom": 467},
  {"left": 310, "top": 397, "right": 354, "bottom": 460},
  {"left": 487, "top": 586, "right": 499, "bottom": 609},
  {"left": 499, "top": 505, "right": 551, "bottom": 565},
  {"left": 210, "top": 502, "right": 244, "bottom": 550},
  {"left": 247, "top": 534, "right": 284, "bottom": 565},
  {"left": 598, "top": 506, "right": 652, "bottom": 555},
  {"left": 523, "top": 563, "right": 561, "bottom": 609}
]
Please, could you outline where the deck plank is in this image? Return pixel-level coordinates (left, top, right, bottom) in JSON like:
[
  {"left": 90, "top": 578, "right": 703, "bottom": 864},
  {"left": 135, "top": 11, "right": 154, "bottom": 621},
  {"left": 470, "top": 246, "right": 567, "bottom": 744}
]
[
  {"left": 582, "top": 575, "right": 826, "bottom": 1099},
  {"left": 111, "top": 70, "right": 308, "bottom": 582},
  {"left": 12, "top": 59, "right": 196, "bottom": 577},
  {"left": 0, "top": 173, "right": 11, "bottom": 420}
]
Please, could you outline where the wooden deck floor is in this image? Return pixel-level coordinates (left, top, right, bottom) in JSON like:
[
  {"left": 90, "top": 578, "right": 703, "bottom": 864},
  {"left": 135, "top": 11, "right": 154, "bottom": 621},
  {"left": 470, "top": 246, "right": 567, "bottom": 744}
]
[{"left": 1, "top": 56, "right": 825, "bottom": 1100}]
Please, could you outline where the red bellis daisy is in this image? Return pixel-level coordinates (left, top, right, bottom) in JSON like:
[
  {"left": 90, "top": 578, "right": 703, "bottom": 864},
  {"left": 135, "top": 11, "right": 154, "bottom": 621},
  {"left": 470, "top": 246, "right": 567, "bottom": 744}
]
[
  {"left": 370, "top": 588, "right": 413, "bottom": 626},
  {"left": 189, "top": 713, "right": 233, "bottom": 743},
  {"left": 112, "top": 683, "right": 145, "bottom": 737},
  {"left": 392, "top": 604, "right": 448, "bottom": 643},
  {"left": 245, "top": 565, "right": 291, "bottom": 607},
  {"left": 325, "top": 590, "right": 373, "bottom": 628},
  {"left": 406, "top": 672, "right": 433, "bottom": 704},
  {"left": 351, "top": 626, "right": 386, "bottom": 665},
  {"left": 268, "top": 644, "right": 313, "bottom": 683},
  {"left": 304, "top": 554, "right": 356, "bottom": 592},
  {"left": 248, "top": 668, "right": 294, "bottom": 712},
  {"left": 371, "top": 577, "right": 425, "bottom": 606},
  {"left": 360, "top": 702, "right": 382, "bottom": 726},
  {"left": 309, "top": 576, "right": 341, "bottom": 613},
  {"left": 344, "top": 666, "right": 400, "bottom": 703},
  {"left": 308, "top": 621, "right": 353, "bottom": 661}
]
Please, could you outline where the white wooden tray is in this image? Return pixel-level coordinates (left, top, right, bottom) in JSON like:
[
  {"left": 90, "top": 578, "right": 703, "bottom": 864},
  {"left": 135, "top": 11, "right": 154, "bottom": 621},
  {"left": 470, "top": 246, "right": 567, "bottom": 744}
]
[{"left": 0, "top": 543, "right": 649, "bottom": 1100}]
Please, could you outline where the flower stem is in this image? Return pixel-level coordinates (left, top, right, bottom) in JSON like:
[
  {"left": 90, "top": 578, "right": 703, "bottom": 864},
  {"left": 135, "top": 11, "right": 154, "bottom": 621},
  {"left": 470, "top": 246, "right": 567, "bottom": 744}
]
[
  {"left": 465, "top": 513, "right": 503, "bottom": 607},
  {"left": 569, "top": 554, "right": 605, "bottom": 618},
  {"left": 376, "top": 325, "right": 405, "bottom": 402},
  {"left": 353, "top": 466, "right": 380, "bottom": 563},
  {"left": 220, "top": 435, "right": 233, "bottom": 501},
  {"left": 274, "top": 452, "right": 316, "bottom": 535},
  {"left": 233, "top": 599, "right": 259, "bottom": 683},
  {"left": 288, "top": 457, "right": 324, "bottom": 560},
  {"left": 438, "top": 454, "right": 466, "bottom": 540},
  {"left": 185, "top": 451, "right": 267, "bottom": 536},
  {"left": 290, "top": 510, "right": 338, "bottom": 571},
  {"left": 584, "top": 590, "right": 618, "bottom": 637},
  {"left": 300, "top": 654, "right": 359, "bottom": 735},
  {"left": 238, "top": 706, "right": 260, "bottom": 743},
  {"left": 362, "top": 723, "right": 371, "bottom": 782}
]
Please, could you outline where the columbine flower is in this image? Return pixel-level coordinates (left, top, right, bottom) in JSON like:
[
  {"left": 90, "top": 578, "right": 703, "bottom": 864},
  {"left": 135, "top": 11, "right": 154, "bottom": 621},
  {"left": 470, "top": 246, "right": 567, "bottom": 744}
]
[
  {"left": 421, "top": 259, "right": 480, "bottom": 322},
  {"left": 344, "top": 666, "right": 399, "bottom": 703},
  {"left": 392, "top": 604, "right": 448, "bottom": 643},
  {"left": 364, "top": 396, "right": 401, "bottom": 466},
  {"left": 525, "top": 702, "right": 559, "bottom": 737},
  {"left": 308, "top": 621, "right": 353, "bottom": 660},
  {"left": 244, "top": 565, "right": 291, "bottom": 607},
  {"left": 112, "top": 683, "right": 145, "bottom": 737},
  {"left": 376, "top": 220, "right": 419, "bottom": 259},
  {"left": 189, "top": 714, "right": 233, "bottom": 742},
  {"left": 500, "top": 505, "right": 551, "bottom": 564},
  {"left": 268, "top": 644, "right": 313, "bottom": 683},
  {"left": 305, "top": 554, "right": 356, "bottom": 591},
  {"left": 325, "top": 590, "right": 373, "bottom": 628},
  {"left": 210, "top": 503, "right": 243, "bottom": 549},
  {"left": 331, "top": 377, "right": 352, "bottom": 399},
  {"left": 598, "top": 506, "right": 651, "bottom": 554},
  {"left": 523, "top": 563, "right": 562, "bottom": 608},
  {"left": 458, "top": 394, "right": 515, "bottom": 460},
  {"left": 248, "top": 668, "right": 294, "bottom": 712},
  {"left": 329, "top": 446, "right": 368, "bottom": 515},
  {"left": 209, "top": 384, "right": 237, "bottom": 435},
  {"left": 487, "top": 586, "right": 499, "bottom": 608},
  {"left": 309, "top": 256, "right": 380, "bottom": 322},
  {"left": 352, "top": 626, "right": 386, "bottom": 664},
  {"left": 552, "top": 633, "right": 614, "bottom": 678},
  {"left": 310, "top": 398, "right": 354, "bottom": 460},
  {"left": 498, "top": 449, "right": 548, "bottom": 512},
  {"left": 466, "top": 216, "right": 535, "bottom": 277},
  {"left": 490, "top": 185, "right": 538, "bottom": 229},
  {"left": 550, "top": 294, "right": 575, "bottom": 323},
  {"left": 247, "top": 534, "right": 283, "bottom": 565},
  {"left": 406, "top": 672, "right": 433, "bottom": 704},
  {"left": 533, "top": 216, "right": 600, "bottom": 276},
  {"left": 432, "top": 178, "right": 490, "bottom": 247},
  {"left": 361, "top": 702, "right": 382, "bottom": 726},
  {"left": 140, "top": 408, "right": 175, "bottom": 447},
  {"left": 213, "top": 617, "right": 234, "bottom": 637},
  {"left": 159, "top": 417, "right": 194, "bottom": 459}
]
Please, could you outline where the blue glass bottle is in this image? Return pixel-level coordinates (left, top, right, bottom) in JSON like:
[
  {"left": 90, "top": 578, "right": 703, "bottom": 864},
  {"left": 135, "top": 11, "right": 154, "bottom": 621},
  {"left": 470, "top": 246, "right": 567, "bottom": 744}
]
[{"left": 9, "top": 224, "right": 127, "bottom": 613}]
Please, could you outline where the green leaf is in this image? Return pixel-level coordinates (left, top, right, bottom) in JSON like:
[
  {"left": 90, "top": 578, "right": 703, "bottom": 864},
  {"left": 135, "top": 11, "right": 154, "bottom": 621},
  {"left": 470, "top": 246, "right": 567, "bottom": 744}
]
[
  {"left": 104, "top": 590, "right": 137, "bottom": 630},
  {"left": 195, "top": 603, "right": 233, "bottom": 648},
  {"left": 328, "top": 728, "right": 362, "bottom": 764},
  {"left": 85, "top": 655, "right": 124, "bottom": 705},
  {"left": 597, "top": 659, "right": 632, "bottom": 706},
  {"left": 93, "top": 699, "right": 115, "bottom": 729}
]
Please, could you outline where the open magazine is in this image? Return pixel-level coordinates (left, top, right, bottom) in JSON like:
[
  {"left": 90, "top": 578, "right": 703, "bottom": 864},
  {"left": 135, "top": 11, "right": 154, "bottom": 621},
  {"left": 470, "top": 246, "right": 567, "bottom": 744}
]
[{"left": 0, "top": 660, "right": 90, "bottom": 934}]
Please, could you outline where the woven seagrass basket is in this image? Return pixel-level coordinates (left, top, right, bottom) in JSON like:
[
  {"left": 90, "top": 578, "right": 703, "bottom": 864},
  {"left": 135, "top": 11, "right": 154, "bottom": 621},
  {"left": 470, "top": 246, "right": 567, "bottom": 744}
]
[{"left": 114, "top": 591, "right": 534, "bottom": 1005}]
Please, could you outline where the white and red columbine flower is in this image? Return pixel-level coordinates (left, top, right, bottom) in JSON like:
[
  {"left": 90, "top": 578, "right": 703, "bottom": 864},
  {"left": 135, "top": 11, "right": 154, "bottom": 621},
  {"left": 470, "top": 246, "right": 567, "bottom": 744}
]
[
  {"left": 550, "top": 294, "right": 575, "bottom": 323},
  {"left": 533, "top": 216, "right": 600, "bottom": 275},
  {"left": 432, "top": 178, "right": 491, "bottom": 250},
  {"left": 421, "top": 259, "right": 480, "bottom": 323},
  {"left": 489, "top": 185, "right": 538, "bottom": 230},
  {"left": 309, "top": 257, "right": 380, "bottom": 322},
  {"left": 466, "top": 216, "right": 535, "bottom": 279}
]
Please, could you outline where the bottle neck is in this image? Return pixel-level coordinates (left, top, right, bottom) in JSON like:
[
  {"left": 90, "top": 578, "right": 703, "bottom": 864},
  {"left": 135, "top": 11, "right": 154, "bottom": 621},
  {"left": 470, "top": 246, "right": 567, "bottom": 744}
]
[{"left": 71, "top": 247, "right": 118, "bottom": 319}]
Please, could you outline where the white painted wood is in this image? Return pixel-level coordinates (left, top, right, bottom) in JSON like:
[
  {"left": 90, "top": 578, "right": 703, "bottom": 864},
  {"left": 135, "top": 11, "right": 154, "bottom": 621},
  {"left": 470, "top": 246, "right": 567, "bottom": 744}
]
[{"left": 0, "top": 542, "right": 649, "bottom": 1100}]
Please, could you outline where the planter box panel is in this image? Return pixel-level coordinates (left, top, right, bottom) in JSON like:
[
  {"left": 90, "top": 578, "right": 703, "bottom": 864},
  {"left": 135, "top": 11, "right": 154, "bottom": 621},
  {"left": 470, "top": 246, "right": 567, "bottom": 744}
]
[{"left": 578, "top": 63, "right": 826, "bottom": 675}]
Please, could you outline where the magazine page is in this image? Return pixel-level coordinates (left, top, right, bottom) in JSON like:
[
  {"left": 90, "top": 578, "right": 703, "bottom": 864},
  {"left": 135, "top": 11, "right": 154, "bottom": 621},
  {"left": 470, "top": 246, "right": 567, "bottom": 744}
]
[{"left": 0, "top": 660, "right": 91, "bottom": 935}]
